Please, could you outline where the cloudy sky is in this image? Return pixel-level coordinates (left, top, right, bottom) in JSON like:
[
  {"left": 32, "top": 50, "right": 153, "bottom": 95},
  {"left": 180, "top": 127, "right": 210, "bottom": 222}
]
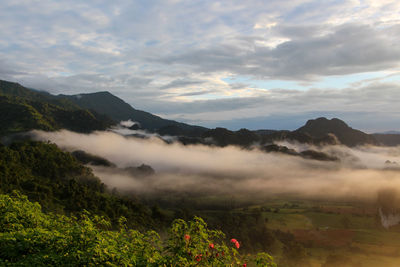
[{"left": 1, "top": 0, "right": 400, "bottom": 132}]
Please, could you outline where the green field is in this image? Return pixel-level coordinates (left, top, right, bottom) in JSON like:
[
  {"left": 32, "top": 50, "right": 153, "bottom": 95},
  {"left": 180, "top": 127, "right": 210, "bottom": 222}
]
[
  {"left": 153, "top": 194, "right": 400, "bottom": 266},
  {"left": 237, "top": 199, "right": 400, "bottom": 266}
]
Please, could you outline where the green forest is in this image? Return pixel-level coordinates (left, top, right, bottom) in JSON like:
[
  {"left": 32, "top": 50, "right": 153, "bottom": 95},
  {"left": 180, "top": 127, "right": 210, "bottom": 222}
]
[
  {"left": 0, "top": 140, "right": 278, "bottom": 266},
  {"left": 0, "top": 192, "right": 276, "bottom": 266}
]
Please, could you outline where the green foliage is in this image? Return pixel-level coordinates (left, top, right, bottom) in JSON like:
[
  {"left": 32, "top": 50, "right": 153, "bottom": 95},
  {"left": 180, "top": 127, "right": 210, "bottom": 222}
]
[
  {"left": 163, "top": 217, "right": 233, "bottom": 266},
  {"left": 0, "top": 193, "right": 276, "bottom": 266},
  {"left": 0, "top": 192, "right": 160, "bottom": 266},
  {"left": 176, "top": 209, "right": 276, "bottom": 253},
  {"left": 255, "top": 253, "right": 277, "bottom": 267},
  {"left": 0, "top": 79, "right": 207, "bottom": 136},
  {"left": 0, "top": 141, "right": 154, "bottom": 229},
  {"left": 0, "top": 80, "right": 114, "bottom": 136}
]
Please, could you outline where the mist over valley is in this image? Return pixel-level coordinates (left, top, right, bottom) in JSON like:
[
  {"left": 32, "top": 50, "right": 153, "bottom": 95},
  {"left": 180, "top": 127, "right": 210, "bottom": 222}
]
[{"left": 2, "top": 1, "right": 400, "bottom": 264}]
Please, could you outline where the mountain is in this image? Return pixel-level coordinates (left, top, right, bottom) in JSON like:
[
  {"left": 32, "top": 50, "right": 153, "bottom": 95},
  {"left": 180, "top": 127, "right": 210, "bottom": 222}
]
[
  {"left": 202, "top": 127, "right": 260, "bottom": 147},
  {"left": 187, "top": 118, "right": 378, "bottom": 148},
  {"left": 295, "top": 117, "right": 378, "bottom": 147},
  {"left": 0, "top": 80, "right": 114, "bottom": 136},
  {"left": 259, "top": 129, "right": 339, "bottom": 146},
  {"left": 59, "top": 91, "right": 208, "bottom": 137},
  {"left": 0, "top": 141, "right": 154, "bottom": 229},
  {"left": 261, "top": 144, "right": 339, "bottom": 161},
  {"left": 0, "top": 79, "right": 382, "bottom": 147},
  {"left": 375, "top": 131, "right": 400, "bottom": 135},
  {"left": 372, "top": 134, "right": 400, "bottom": 146},
  {"left": 0, "top": 79, "right": 206, "bottom": 137}
]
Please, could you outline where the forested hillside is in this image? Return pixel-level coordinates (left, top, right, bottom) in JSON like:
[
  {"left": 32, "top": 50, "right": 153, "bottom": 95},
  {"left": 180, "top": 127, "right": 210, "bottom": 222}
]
[
  {"left": 0, "top": 80, "right": 114, "bottom": 136},
  {"left": 0, "top": 193, "right": 276, "bottom": 266},
  {"left": 0, "top": 140, "right": 277, "bottom": 266},
  {"left": 59, "top": 91, "right": 208, "bottom": 136},
  {"left": 0, "top": 141, "right": 154, "bottom": 229}
]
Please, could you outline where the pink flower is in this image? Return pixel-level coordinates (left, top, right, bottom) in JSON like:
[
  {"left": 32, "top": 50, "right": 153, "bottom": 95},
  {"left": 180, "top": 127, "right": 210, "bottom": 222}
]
[
  {"left": 230, "top": 238, "right": 237, "bottom": 243},
  {"left": 184, "top": 234, "right": 190, "bottom": 241}
]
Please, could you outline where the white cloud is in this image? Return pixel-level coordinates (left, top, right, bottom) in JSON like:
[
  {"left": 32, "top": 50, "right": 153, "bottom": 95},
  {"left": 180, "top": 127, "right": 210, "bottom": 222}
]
[{"left": 0, "top": 0, "right": 400, "bottom": 130}]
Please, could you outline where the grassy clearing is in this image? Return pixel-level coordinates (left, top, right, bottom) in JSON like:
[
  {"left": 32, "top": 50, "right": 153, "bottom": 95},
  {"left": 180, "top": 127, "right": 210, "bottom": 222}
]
[
  {"left": 251, "top": 199, "right": 400, "bottom": 266},
  {"left": 265, "top": 212, "right": 313, "bottom": 230}
]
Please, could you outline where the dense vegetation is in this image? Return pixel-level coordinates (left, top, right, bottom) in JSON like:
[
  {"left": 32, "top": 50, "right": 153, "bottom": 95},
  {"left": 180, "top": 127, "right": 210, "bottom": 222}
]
[
  {"left": 0, "top": 141, "right": 154, "bottom": 229},
  {"left": 0, "top": 192, "right": 276, "bottom": 266},
  {"left": 0, "top": 140, "right": 305, "bottom": 265},
  {"left": 0, "top": 80, "right": 114, "bottom": 136}
]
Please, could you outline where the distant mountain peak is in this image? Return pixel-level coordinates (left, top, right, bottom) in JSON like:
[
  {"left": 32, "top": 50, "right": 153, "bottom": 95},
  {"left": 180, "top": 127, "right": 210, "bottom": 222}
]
[
  {"left": 59, "top": 88, "right": 208, "bottom": 135},
  {"left": 296, "top": 117, "right": 377, "bottom": 147},
  {"left": 375, "top": 131, "right": 400, "bottom": 135},
  {"left": 303, "top": 117, "right": 349, "bottom": 129}
]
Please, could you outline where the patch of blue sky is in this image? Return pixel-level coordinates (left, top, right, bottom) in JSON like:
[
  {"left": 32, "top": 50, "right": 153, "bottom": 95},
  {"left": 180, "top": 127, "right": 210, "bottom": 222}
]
[
  {"left": 223, "top": 72, "right": 389, "bottom": 91},
  {"left": 187, "top": 93, "right": 232, "bottom": 100},
  {"left": 58, "top": 72, "right": 73, "bottom": 77},
  {"left": 382, "top": 73, "right": 400, "bottom": 83},
  {"left": 311, "top": 72, "right": 389, "bottom": 88},
  {"left": 222, "top": 76, "right": 303, "bottom": 90},
  {"left": 145, "top": 40, "right": 159, "bottom": 47},
  {"left": 1, "top": 43, "right": 21, "bottom": 51}
]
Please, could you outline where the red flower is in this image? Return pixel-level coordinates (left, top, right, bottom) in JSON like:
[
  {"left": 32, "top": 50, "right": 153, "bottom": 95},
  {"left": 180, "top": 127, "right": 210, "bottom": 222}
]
[
  {"left": 216, "top": 253, "right": 219, "bottom": 257},
  {"left": 231, "top": 238, "right": 240, "bottom": 248},
  {"left": 184, "top": 234, "right": 190, "bottom": 241},
  {"left": 235, "top": 241, "right": 240, "bottom": 249},
  {"left": 195, "top": 254, "right": 202, "bottom": 262},
  {"left": 243, "top": 264, "right": 247, "bottom": 267},
  {"left": 209, "top": 243, "right": 214, "bottom": 249}
]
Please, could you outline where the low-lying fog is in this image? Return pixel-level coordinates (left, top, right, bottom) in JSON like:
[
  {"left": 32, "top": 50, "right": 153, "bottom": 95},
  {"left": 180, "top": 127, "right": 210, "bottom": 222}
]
[{"left": 31, "top": 129, "right": 400, "bottom": 207}]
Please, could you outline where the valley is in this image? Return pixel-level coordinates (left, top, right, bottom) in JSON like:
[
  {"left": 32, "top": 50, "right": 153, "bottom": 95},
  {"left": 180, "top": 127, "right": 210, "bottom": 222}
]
[{"left": 1, "top": 79, "right": 400, "bottom": 266}]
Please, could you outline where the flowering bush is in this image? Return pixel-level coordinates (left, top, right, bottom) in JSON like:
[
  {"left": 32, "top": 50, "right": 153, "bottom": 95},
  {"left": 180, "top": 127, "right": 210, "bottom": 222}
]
[{"left": 0, "top": 192, "right": 277, "bottom": 266}]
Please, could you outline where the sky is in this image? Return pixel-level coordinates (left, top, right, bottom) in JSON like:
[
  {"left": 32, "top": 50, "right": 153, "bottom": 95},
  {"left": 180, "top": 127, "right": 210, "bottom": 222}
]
[{"left": 1, "top": 0, "right": 400, "bottom": 132}]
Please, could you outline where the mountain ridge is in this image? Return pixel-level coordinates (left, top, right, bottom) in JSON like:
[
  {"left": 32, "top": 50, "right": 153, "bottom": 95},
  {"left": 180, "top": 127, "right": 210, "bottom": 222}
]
[
  {"left": 295, "top": 117, "right": 378, "bottom": 147},
  {"left": 0, "top": 79, "right": 387, "bottom": 147},
  {"left": 0, "top": 80, "right": 114, "bottom": 135},
  {"left": 59, "top": 91, "right": 208, "bottom": 137},
  {"left": 0, "top": 79, "right": 207, "bottom": 137}
]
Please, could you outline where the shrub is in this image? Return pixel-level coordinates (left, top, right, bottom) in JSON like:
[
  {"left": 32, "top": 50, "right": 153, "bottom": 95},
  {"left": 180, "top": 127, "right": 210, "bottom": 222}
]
[{"left": 0, "top": 192, "right": 276, "bottom": 266}]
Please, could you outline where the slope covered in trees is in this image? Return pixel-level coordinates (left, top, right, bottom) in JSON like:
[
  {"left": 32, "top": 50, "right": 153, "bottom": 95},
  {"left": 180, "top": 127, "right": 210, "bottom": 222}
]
[
  {"left": 0, "top": 192, "right": 276, "bottom": 266},
  {"left": 0, "top": 80, "right": 114, "bottom": 136},
  {"left": 0, "top": 141, "right": 154, "bottom": 229},
  {"left": 59, "top": 91, "right": 208, "bottom": 136},
  {"left": 0, "top": 79, "right": 207, "bottom": 137}
]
